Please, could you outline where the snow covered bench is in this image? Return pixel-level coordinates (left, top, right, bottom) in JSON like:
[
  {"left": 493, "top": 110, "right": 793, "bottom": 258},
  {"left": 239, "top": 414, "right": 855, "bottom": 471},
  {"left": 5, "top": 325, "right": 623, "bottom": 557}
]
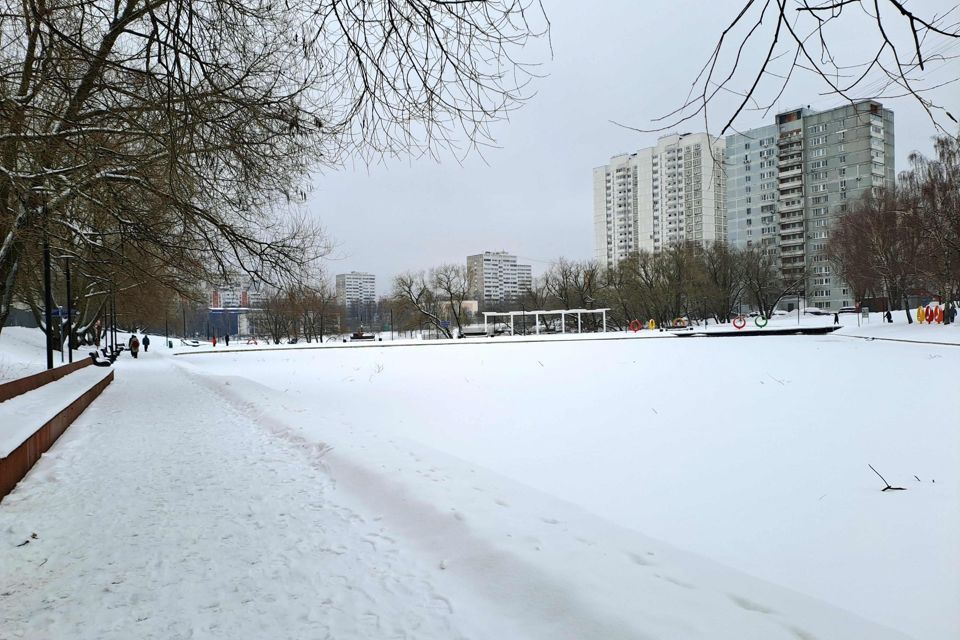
[{"left": 0, "top": 365, "right": 114, "bottom": 501}]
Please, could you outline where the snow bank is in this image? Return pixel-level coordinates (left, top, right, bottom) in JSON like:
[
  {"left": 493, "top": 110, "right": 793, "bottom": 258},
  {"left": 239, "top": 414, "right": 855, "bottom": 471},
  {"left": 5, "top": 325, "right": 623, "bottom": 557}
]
[
  {"left": 0, "top": 365, "right": 113, "bottom": 457},
  {"left": 178, "top": 330, "right": 959, "bottom": 638}
]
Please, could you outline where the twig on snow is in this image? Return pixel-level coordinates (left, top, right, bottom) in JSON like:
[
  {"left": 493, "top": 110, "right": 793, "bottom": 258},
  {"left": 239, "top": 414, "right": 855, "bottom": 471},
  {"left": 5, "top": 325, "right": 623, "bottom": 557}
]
[{"left": 869, "top": 464, "right": 906, "bottom": 491}]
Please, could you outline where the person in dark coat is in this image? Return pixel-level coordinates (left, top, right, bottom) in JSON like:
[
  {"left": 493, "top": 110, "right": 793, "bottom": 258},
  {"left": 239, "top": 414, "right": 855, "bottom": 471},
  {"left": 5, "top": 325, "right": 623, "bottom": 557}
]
[
  {"left": 142, "top": 335, "right": 150, "bottom": 352},
  {"left": 833, "top": 312, "right": 840, "bottom": 325},
  {"left": 225, "top": 334, "right": 229, "bottom": 346},
  {"left": 130, "top": 336, "right": 140, "bottom": 358}
]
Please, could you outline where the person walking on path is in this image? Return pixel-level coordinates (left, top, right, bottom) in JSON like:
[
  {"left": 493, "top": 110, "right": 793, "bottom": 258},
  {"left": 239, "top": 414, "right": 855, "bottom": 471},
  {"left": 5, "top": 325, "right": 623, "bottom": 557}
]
[
  {"left": 212, "top": 335, "right": 217, "bottom": 347},
  {"left": 225, "top": 334, "right": 230, "bottom": 347},
  {"left": 142, "top": 335, "right": 150, "bottom": 352},
  {"left": 129, "top": 335, "right": 140, "bottom": 358},
  {"left": 833, "top": 312, "right": 840, "bottom": 325}
]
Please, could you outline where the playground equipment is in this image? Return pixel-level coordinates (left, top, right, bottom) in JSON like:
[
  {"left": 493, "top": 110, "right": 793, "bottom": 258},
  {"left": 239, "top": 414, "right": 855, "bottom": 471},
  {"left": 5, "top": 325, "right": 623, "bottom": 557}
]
[
  {"left": 482, "top": 308, "right": 610, "bottom": 336},
  {"left": 919, "top": 304, "right": 944, "bottom": 324},
  {"left": 733, "top": 315, "right": 768, "bottom": 329}
]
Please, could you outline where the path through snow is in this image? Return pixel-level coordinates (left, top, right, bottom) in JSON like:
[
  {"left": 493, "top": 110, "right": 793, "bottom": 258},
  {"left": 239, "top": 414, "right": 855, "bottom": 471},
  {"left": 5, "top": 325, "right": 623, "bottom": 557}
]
[{"left": 0, "top": 356, "right": 469, "bottom": 639}]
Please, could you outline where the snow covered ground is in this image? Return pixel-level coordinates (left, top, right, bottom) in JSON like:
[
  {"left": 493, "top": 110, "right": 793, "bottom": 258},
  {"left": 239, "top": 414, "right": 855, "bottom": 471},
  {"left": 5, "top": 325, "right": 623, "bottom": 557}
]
[{"left": 1, "top": 319, "right": 957, "bottom": 639}]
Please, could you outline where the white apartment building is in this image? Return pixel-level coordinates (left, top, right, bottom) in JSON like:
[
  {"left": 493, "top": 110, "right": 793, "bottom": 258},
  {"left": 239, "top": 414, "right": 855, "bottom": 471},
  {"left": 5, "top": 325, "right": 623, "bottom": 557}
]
[
  {"left": 594, "top": 132, "right": 725, "bottom": 270},
  {"left": 335, "top": 271, "right": 376, "bottom": 308},
  {"left": 466, "top": 251, "right": 532, "bottom": 308}
]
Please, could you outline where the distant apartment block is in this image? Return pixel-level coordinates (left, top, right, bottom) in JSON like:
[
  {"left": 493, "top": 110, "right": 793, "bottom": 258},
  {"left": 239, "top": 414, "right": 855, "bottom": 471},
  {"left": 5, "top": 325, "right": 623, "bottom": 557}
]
[
  {"left": 726, "top": 100, "right": 895, "bottom": 309},
  {"left": 593, "top": 132, "right": 726, "bottom": 270},
  {"left": 466, "top": 251, "right": 532, "bottom": 308},
  {"left": 335, "top": 271, "right": 376, "bottom": 308},
  {"left": 210, "top": 278, "right": 266, "bottom": 309}
]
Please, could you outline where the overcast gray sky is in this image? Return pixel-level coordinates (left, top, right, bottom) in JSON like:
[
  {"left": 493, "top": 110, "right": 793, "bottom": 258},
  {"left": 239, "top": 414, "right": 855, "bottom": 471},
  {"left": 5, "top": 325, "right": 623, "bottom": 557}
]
[{"left": 307, "top": 0, "right": 959, "bottom": 297}]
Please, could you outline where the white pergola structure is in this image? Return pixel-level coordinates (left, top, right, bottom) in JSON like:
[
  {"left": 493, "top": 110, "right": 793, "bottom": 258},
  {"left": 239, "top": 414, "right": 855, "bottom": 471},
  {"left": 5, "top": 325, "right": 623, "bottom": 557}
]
[{"left": 482, "top": 308, "right": 609, "bottom": 336}]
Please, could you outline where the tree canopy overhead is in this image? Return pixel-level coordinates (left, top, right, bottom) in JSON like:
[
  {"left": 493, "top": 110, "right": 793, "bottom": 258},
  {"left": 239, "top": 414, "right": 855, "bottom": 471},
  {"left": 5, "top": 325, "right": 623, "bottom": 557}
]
[{"left": 0, "top": 0, "right": 549, "bottom": 330}]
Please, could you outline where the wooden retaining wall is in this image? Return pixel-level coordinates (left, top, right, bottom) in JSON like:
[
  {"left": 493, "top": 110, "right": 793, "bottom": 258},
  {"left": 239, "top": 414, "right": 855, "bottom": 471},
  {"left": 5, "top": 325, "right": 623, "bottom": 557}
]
[
  {"left": 0, "top": 370, "right": 113, "bottom": 501},
  {"left": 0, "top": 358, "right": 92, "bottom": 403}
]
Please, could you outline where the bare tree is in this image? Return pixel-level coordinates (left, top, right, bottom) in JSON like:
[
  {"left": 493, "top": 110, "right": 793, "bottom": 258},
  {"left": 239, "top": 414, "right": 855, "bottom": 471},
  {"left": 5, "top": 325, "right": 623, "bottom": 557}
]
[
  {"left": 830, "top": 186, "right": 928, "bottom": 321},
  {"left": 255, "top": 291, "right": 292, "bottom": 345},
  {"left": 741, "top": 247, "right": 803, "bottom": 318},
  {"left": 700, "top": 242, "right": 747, "bottom": 323},
  {"left": 0, "top": 0, "right": 549, "bottom": 333},
  {"left": 393, "top": 270, "right": 452, "bottom": 338},
  {"left": 431, "top": 264, "right": 471, "bottom": 337},
  {"left": 629, "top": 1, "right": 959, "bottom": 136},
  {"left": 901, "top": 133, "right": 960, "bottom": 321}
]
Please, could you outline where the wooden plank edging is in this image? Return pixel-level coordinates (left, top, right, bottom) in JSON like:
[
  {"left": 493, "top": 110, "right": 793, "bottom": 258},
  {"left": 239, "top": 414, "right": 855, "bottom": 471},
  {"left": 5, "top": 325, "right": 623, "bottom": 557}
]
[
  {"left": 0, "top": 370, "right": 114, "bottom": 502},
  {"left": 0, "top": 358, "right": 93, "bottom": 404}
]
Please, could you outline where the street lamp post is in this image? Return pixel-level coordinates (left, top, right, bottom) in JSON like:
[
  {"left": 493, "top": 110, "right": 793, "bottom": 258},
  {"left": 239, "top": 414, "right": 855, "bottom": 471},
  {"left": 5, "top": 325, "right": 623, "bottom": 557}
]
[
  {"left": 42, "top": 235, "right": 54, "bottom": 370},
  {"left": 63, "top": 256, "right": 73, "bottom": 363}
]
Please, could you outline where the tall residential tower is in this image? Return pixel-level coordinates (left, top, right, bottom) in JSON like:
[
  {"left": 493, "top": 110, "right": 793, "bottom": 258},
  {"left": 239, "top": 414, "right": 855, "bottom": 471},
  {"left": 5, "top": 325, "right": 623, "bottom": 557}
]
[
  {"left": 726, "top": 100, "right": 895, "bottom": 309},
  {"left": 335, "top": 271, "right": 376, "bottom": 308},
  {"left": 466, "top": 251, "right": 532, "bottom": 309},
  {"left": 593, "top": 132, "right": 725, "bottom": 270}
]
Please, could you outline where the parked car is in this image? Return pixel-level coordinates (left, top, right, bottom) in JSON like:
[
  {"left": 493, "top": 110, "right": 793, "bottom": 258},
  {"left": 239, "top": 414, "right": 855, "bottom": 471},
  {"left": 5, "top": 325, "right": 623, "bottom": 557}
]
[{"left": 838, "top": 306, "right": 858, "bottom": 314}]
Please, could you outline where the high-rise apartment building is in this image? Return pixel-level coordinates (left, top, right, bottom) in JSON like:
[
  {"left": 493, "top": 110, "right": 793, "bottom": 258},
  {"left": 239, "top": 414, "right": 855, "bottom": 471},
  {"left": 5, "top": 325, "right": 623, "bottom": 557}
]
[
  {"left": 335, "top": 271, "right": 376, "bottom": 308},
  {"left": 726, "top": 100, "right": 895, "bottom": 309},
  {"left": 466, "top": 251, "right": 532, "bottom": 308},
  {"left": 593, "top": 132, "right": 725, "bottom": 270},
  {"left": 210, "top": 277, "right": 266, "bottom": 309}
]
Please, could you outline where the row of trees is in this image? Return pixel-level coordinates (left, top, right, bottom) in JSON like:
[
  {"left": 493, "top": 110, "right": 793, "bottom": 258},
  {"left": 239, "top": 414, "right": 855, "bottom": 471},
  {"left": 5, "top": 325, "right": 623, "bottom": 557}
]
[
  {"left": 0, "top": 0, "right": 548, "bottom": 339},
  {"left": 389, "top": 246, "right": 795, "bottom": 336},
  {"left": 254, "top": 283, "right": 339, "bottom": 345},
  {"left": 526, "top": 247, "right": 798, "bottom": 332},
  {"left": 828, "top": 136, "right": 960, "bottom": 320}
]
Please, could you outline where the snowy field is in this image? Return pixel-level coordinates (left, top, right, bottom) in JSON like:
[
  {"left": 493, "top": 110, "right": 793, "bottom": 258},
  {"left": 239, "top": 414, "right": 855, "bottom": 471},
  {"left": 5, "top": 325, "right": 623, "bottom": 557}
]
[{"left": 1, "top": 319, "right": 958, "bottom": 639}]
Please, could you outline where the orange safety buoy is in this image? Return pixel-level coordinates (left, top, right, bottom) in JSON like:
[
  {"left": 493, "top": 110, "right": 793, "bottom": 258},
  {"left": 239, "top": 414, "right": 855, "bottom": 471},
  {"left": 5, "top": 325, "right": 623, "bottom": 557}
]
[
  {"left": 917, "top": 306, "right": 925, "bottom": 323},
  {"left": 936, "top": 306, "right": 944, "bottom": 324}
]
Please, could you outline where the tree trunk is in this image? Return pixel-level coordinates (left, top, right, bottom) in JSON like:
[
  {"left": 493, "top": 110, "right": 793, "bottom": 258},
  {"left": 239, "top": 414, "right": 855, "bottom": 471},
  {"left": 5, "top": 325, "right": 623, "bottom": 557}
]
[{"left": 903, "top": 295, "right": 913, "bottom": 324}]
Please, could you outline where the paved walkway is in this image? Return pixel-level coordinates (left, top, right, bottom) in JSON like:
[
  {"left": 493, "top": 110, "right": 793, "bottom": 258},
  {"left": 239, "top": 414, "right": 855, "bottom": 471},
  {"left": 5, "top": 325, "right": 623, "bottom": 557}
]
[{"left": 0, "top": 356, "right": 463, "bottom": 640}]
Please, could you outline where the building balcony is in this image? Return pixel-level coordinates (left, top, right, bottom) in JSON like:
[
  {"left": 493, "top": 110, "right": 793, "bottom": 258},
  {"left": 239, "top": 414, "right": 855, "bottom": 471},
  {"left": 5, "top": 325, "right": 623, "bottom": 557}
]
[
  {"left": 779, "top": 176, "right": 803, "bottom": 188},
  {"left": 778, "top": 154, "right": 803, "bottom": 167},
  {"left": 780, "top": 198, "right": 804, "bottom": 212},
  {"left": 779, "top": 166, "right": 802, "bottom": 179}
]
